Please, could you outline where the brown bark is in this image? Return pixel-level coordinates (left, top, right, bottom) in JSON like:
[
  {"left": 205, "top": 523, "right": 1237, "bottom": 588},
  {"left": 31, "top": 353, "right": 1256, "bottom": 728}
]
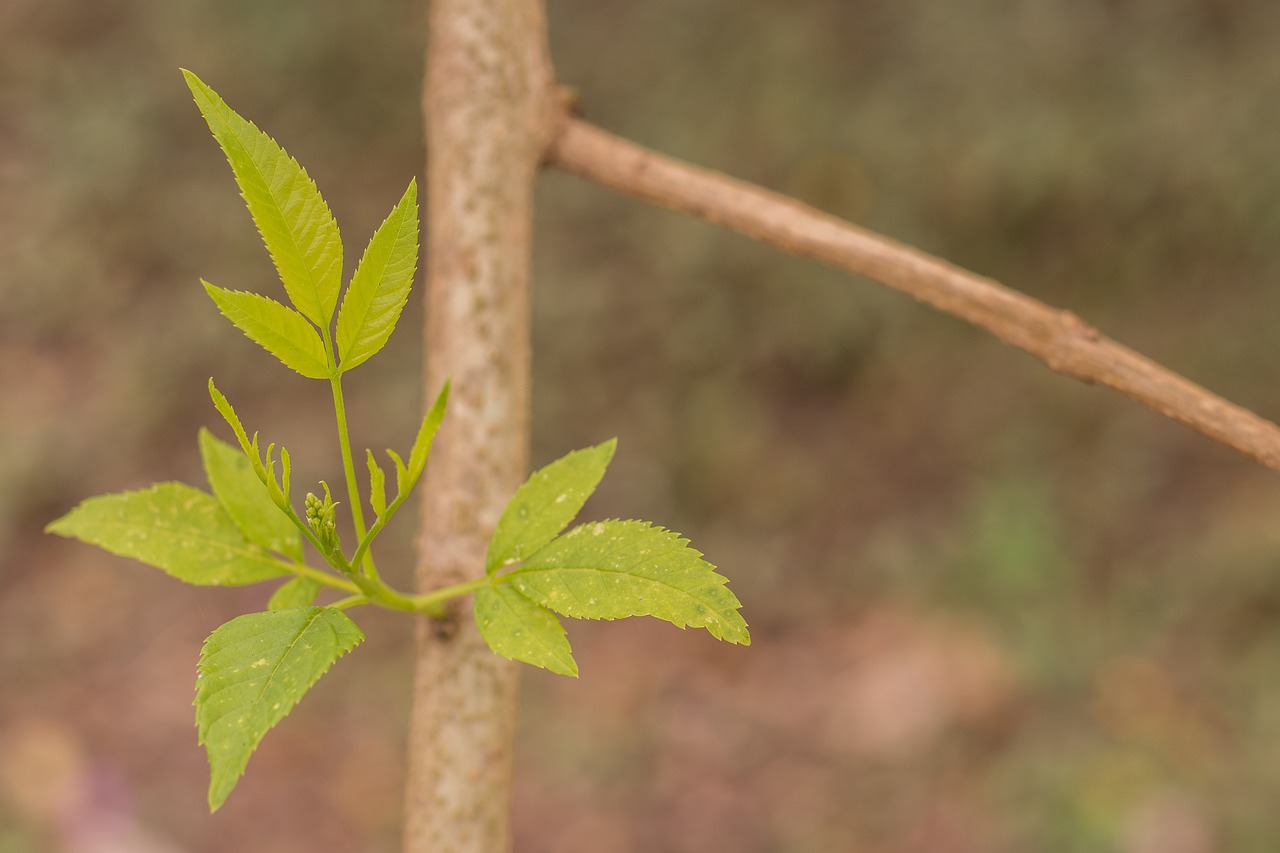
[
  {"left": 547, "top": 117, "right": 1280, "bottom": 474},
  {"left": 404, "top": 2, "right": 556, "bottom": 851}
]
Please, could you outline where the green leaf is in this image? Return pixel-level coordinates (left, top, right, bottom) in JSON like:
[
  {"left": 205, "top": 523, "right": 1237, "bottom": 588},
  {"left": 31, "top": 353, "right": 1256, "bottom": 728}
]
[
  {"left": 209, "top": 379, "right": 251, "bottom": 454},
  {"left": 267, "top": 577, "right": 322, "bottom": 610},
  {"left": 366, "top": 450, "right": 387, "bottom": 518},
  {"left": 387, "top": 449, "right": 409, "bottom": 497},
  {"left": 277, "top": 446, "right": 293, "bottom": 505},
  {"left": 407, "top": 381, "right": 450, "bottom": 483},
  {"left": 183, "top": 70, "right": 343, "bottom": 327},
  {"left": 203, "top": 282, "right": 329, "bottom": 379},
  {"left": 508, "top": 520, "right": 750, "bottom": 644},
  {"left": 200, "top": 429, "right": 301, "bottom": 560},
  {"left": 475, "top": 584, "right": 577, "bottom": 676},
  {"left": 46, "top": 483, "right": 288, "bottom": 586},
  {"left": 196, "top": 607, "right": 363, "bottom": 811},
  {"left": 486, "top": 440, "right": 616, "bottom": 574},
  {"left": 336, "top": 180, "right": 418, "bottom": 372}
]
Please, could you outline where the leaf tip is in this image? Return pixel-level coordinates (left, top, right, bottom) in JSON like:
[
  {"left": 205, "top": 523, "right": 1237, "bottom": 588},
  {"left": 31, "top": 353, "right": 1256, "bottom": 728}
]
[
  {"left": 591, "top": 437, "right": 619, "bottom": 470},
  {"left": 181, "top": 68, "right": 214, "bottom": 106}
]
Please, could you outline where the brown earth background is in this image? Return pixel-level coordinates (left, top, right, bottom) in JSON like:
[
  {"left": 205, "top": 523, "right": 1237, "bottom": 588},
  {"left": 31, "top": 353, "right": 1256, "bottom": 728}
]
[{"left": 4, "top": 1, "right": 1280, "bottom": 851}]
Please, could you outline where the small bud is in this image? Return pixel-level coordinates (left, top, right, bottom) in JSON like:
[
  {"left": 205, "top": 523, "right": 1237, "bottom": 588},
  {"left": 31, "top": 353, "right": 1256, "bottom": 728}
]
[{"left": 304, "top": 486, "right": 340, "bottom": 550}]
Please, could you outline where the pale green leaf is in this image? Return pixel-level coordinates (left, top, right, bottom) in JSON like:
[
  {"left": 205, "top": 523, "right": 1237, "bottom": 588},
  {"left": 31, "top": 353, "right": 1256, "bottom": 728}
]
[
  {"left": 200, "top": 429, "right": 301, "bottom": 560},
  {"left": 486, "top": 440, "right": 616, "bottom": 574},
  {"left": 509, "top": 520, "right": 750, "bottom": 644},
  {"left": 46, "top": 483, "right": 287, "bottom": 586},
  {"left": 267, "top": 577, "right": 322, "bottom": 610},
  {"left": 475, "top": 584, "right": 577, "bottom": 676},
  {"left": 387, "top": 449, "right": 409, "bottom": 497},
  {"left": 209, "top": 379, "right": 251, "bottom": 454},
  {"left": 407, "top": 381, "right": 449, "bottom": 483},
  {"left": 196, "top": 607, "right": 363, "bottom": 811},
  {"left": 336, "top": 180, "right": 418, "bottom": 372},
  {"left": 366, "top": 450, "right": 387, "bottom": 518},
  {"left": 183, "top": 70, "right": 342, "bottom": 326},
  {"left": 277, "top": 446, "right": 293, "bottom": 505},
  {"left": 203, "top": 282, "right": 329, "bottom": 379}
]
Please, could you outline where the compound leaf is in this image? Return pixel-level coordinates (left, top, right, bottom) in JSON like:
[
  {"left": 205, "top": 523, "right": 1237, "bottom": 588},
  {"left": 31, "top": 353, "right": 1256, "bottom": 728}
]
[
  {"left": 203, "top": 282, "right": 329, "bottom": 379},
  {"left": 46, "top": 483, "right": 287, "bottom": 586},
  {"left": 200, "top": 429, "right": 301, "bottom": 560},
  {"left": 336, "top": 180, "right": 418, "bottom": 372},
  {"left": 486, "top": 440, "right": 616, "bottom": 574},
  {"left": 509, "top": 520, "right": 750, "bottom": 644},
  {"left": 267, "top": 576, "right": 322, "bottom": 610},
  {"left": 183, "top": 70, "right": 342, "bottom": 327},
  {"left": 196, "top": 607, "right": 363, "bottom": 811},
  {"left": 475, "top": 584, "right": 577, "bottom": 676}
]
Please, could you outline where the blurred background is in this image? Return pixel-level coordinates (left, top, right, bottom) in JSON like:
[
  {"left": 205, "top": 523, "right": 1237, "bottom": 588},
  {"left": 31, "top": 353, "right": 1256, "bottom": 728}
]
[{"left": 4, "top": 0, "right": 1280, "bottom": 850}]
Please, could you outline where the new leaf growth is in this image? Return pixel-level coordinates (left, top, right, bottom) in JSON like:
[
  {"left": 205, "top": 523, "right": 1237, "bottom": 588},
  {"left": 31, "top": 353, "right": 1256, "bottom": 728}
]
[{"left": 46, "top": 71, "right": 748, "bottom": 814}]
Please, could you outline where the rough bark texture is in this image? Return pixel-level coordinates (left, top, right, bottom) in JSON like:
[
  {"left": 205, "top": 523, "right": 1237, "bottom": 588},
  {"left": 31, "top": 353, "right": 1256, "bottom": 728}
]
[
  {"left": 404, "top": 2, "right": 555, "bottom": 851},
  {"left": 548, "top": 117, "right": 1280, "bottom": 473}
]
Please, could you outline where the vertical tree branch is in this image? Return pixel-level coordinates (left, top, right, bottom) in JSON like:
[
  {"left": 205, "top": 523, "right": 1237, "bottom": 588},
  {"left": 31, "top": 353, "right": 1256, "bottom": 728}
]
[{"left": 404, "top": 2, "right": 555, "bottom": 851}]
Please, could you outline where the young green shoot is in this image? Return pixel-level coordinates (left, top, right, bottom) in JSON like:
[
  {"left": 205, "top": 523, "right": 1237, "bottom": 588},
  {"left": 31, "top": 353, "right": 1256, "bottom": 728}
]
[{"left": 46, "top": 70, "right": 749, "bottom": 813}]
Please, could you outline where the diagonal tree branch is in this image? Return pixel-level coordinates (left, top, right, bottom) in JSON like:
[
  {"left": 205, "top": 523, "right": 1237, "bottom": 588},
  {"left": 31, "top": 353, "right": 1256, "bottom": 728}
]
[{"left": 546, "top": 115, "right": 1280, "bottom": 474}]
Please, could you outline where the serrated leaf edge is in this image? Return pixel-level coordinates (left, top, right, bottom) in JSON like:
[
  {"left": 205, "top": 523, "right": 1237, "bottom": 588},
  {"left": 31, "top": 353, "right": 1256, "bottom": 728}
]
[
  {"left": 196, "top": 607, "right": 363, "bottom": 811},
  {"left": 335, "top": 180, "right": 418, "bottom": 372},
  {"left": 203, "top": 281, "right": 330, "bottom": 379},
  {"left": 509, "top": 519, "right": 750, "bottom": 645},
  {"left": 183, "top": 70, "right": 342, "bottom": 327}
]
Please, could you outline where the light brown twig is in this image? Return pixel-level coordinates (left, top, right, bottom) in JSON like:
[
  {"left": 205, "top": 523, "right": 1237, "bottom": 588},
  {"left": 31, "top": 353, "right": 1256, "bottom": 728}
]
[{"left": 546, "top": 116, "right": 1280, "bottom": 474}]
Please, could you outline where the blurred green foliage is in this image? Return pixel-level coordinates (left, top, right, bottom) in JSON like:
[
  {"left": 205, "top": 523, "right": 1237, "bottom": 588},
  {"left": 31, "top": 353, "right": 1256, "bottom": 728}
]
[{"left": 5, "top": 0, "right": 1280, "bottom": 850}]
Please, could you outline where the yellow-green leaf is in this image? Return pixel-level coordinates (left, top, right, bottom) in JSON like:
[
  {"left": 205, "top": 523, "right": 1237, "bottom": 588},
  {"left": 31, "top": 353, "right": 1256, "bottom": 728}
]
[
  {"left": 336, "top": 180, "right": 418, "bottom": 372},
  {"left": 475, "top": 584, "right": 577, "bottom": 676},
  {"left": 486, "top": 440, "right": 615, "bottom": 574},
  {"left": 203, "top": 282, "right": 329, "bottom": 379},
  {"left": 267, "top": 577, "right": 322, "bottom": 610},
  {"left": 407, "top": 381, "right": 450, "bottom": 484},
  {"left": 509, "top": 520, "right": 750, "bottom": 644},
  {"left": 196, "top": 607, "right": 363, "bottom": 811},
  {"left": 200, "top": 429, "right": 301, "bottom": 560},
  {"left": 46, "top": 483, "right": 287, "bottom": 586},
  {"left": 183, "top": 70, "right": 342, "bottom": 326}
]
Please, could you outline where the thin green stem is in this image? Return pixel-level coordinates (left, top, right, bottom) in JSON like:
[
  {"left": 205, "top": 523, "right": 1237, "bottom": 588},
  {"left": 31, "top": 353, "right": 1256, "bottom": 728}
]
[
  {"left": 323, "top": 329, "right": 378, "bottom": 580},
  {"left": 349, "top": 472, "right": 418, "bottom": 571},
  {"left": 282, "top": 558, "right": 361, "bottom": 594},
  {"left": 408, "top": 575, "right": 494, "bottom": 614},
  {"left": 360, "top": 574, "right": 438, "bottom": 614},
  {"left": 268, "top": 554, "right": 494, "bottom": 618}
]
